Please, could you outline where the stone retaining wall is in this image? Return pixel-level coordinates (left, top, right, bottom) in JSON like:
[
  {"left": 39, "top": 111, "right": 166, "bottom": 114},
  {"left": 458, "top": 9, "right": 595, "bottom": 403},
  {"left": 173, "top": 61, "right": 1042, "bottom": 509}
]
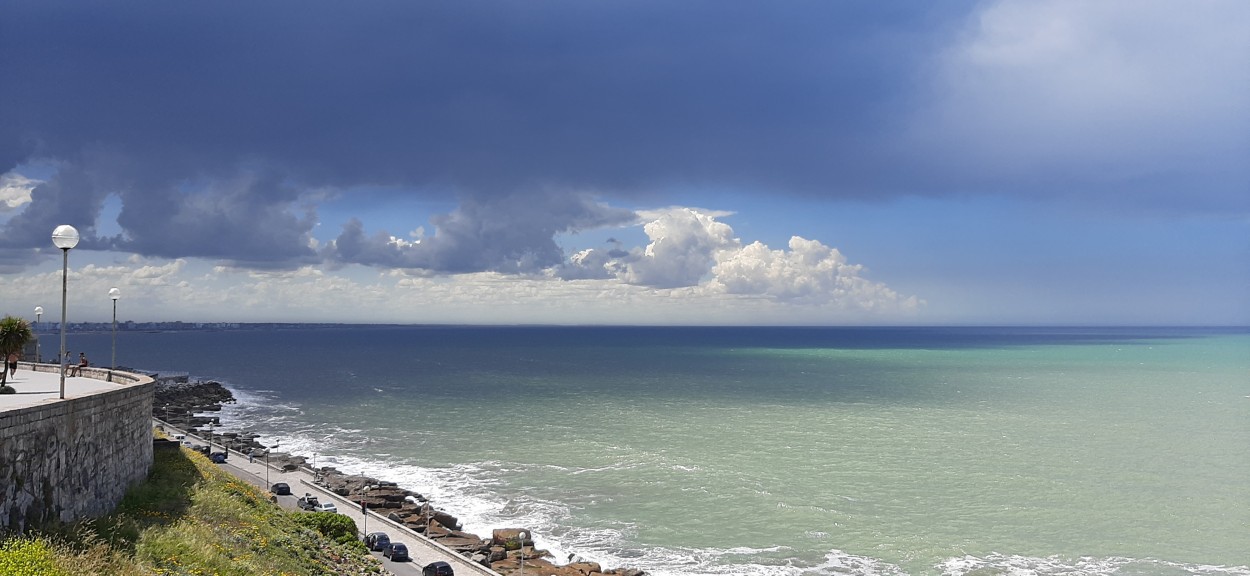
[{"left": 0, "top": 366, "right": 155, "bottom": 532}]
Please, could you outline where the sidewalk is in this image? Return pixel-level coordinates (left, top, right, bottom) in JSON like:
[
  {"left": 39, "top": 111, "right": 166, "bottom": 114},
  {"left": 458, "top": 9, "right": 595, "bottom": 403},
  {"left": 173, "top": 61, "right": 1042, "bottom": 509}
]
[{"left": 0, "top": 363, "right": 127, "bottom": 410}]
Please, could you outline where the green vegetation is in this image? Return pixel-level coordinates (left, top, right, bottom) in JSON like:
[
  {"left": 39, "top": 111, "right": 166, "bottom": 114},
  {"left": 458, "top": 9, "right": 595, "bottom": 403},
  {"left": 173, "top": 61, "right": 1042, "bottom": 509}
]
[
  {"left": 291, "top": 513, "right": 361, "bottom": 547},
  {"left": 0, "top": 314, "right": 33, "bottom": 391},
  {"left": 0, "top": 538, "right": 69, "bottom": 576},
  {"left": 0, "top": 440, "right": 383, "bottom": 575}
]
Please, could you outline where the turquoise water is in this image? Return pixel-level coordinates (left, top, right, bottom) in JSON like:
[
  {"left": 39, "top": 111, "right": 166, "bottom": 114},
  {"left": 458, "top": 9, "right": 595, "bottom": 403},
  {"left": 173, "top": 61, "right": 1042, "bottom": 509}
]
[{"left": 76, "top": 327, "right": 1250, "bottom": 575}]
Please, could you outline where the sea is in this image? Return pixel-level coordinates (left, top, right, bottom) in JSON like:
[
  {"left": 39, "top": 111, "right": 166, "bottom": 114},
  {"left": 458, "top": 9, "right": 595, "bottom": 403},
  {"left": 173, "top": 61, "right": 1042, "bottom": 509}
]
[{"left": 66, "top": 326, "right": 1249, "bottom": 576}]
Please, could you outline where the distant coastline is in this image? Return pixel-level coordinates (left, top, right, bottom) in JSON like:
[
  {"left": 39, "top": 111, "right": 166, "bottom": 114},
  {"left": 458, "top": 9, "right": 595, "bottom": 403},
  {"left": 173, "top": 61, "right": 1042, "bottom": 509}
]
[{"left": 35, "top": 321, "right": 1250, "bottom": 335}]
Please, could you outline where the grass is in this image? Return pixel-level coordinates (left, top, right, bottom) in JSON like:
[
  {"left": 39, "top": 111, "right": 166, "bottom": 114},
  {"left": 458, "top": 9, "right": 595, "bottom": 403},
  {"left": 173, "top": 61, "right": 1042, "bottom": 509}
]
[{"left": 0, "top": 434, "right": 384, "bottom": 576}]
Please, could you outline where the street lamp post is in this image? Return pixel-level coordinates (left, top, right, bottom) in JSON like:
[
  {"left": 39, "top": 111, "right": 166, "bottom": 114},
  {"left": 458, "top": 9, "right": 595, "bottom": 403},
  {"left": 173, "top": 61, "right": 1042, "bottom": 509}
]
[
  {"left": 518, "top": 530, "right": 528, "bottom": 576},
  {"left": 266, "top": 442, "right": 279, "bottom": 490},
  {"left": 109, "top": 287, "right": 120, "bottom": 378},
  {"left": 33, "top": 307, "right": 42, "bottom": 362},
  {"left": 52, "top": 225, "right": 79, "bottom": 399}
]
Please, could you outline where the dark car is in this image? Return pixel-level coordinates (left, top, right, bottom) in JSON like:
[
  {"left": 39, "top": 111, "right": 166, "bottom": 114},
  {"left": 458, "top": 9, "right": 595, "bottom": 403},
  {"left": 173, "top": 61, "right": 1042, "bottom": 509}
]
[
  {"left": 209, "top": 452, "right": 227, "bottom": 463},
  {"left": 271, "top": 482, "right": 291, "bottom": 496},
  {"left": 382, "top": 542, "right": 410, "bottom": 562},
  {"left": 296, "top": 495, "right": 320, "bottom": 510},
  {"left": 422, "top": 561, "right": 454, "bottom": 576},
  {"left": 364, "top": 532, "right": 391, "bottom": 552}
]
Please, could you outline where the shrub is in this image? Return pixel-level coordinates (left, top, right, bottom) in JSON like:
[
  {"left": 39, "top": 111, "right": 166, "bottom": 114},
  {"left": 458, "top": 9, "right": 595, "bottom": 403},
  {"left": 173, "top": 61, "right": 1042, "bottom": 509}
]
[
  {"left": 0, "top": 537, "right": 69, "bottom": 576},
  {"left": 293, "top": 512, "right": 362, "bottom": 547}
]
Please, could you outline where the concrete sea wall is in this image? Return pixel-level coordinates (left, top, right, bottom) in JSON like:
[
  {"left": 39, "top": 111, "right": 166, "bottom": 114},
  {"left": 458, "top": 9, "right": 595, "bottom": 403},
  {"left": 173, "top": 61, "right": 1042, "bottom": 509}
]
[{"left": 0, "top": 366, "right": 155, "bottom": 532}]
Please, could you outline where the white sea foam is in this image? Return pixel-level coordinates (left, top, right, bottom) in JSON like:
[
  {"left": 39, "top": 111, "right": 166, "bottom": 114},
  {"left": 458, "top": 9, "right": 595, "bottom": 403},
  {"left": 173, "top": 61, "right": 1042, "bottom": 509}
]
[
  {"left": 938, "top": 554, "right": 1250, "bottom": 576},
  {"left": 812, "top": 550, "right": 907, "bottom": 576}
]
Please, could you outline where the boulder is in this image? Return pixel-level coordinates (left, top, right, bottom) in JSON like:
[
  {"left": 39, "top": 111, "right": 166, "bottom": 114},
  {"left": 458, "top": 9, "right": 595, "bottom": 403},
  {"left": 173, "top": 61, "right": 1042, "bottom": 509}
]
[
  {"left": 492, "top": 528, "right": 534, "bottom": 548},
  {"left": 569, "top": 562, "right": 602, "bottom": 575},
  {"left": 441, "top": 535, "right": 486, "bottom": 552},
  {"left": 488, "top": 546, "right": 508, "bottom": 563},
  {"left": 432, "top": 509, "right": 462, "bottom": 530}
]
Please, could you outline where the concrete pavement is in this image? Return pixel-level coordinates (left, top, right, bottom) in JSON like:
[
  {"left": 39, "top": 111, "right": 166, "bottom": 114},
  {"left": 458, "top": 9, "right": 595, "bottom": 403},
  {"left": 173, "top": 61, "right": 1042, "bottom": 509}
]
[{"left": 0, "top": 362, "right": 128, "bottom": 410}]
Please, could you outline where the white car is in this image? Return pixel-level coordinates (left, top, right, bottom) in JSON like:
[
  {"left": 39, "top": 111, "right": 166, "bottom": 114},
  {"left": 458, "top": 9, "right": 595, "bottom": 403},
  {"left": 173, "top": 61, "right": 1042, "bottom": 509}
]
[{"left": 313, "top": 502, "right": 338, "bottom": 514}]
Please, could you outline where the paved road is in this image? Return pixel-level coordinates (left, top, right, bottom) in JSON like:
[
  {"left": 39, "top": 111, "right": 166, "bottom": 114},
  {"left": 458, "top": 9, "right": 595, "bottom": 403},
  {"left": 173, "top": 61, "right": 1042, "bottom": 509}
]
[{"left": 160, "top": 420, "right": 499, "bottom": 576}]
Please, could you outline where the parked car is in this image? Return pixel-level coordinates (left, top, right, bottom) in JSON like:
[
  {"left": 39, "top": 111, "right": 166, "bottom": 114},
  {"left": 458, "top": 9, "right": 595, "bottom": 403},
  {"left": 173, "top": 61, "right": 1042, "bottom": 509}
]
[
  {"left": 383, "top": 542, "right": 410, "bottom": 562},
  {"left": 271, "top": 482, "right": 291, "bottom": 496},
  {"left": 313, "top": 501, "right": 338, "bottom": 514},
  {"left": 422, "top": 561, "right": 453, "bottom": 575},
  {"left": 364, "top": 532, "right": 391, "bottom": 552},
  {"left": 209, "top": 452, "right": 227, "bottom": 463},
  {"left": 296, "top": 495, "right": 320, "bottom": 510}
]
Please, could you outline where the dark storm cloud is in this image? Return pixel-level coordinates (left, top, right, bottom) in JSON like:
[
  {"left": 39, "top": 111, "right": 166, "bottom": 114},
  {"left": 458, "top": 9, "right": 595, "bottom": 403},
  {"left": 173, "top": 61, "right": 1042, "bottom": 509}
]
[
  {"left": 0, "top": 1, "right": 1245, "bottom": 269},
  {"left": 326, "top": 190, "right": 635, "bottom": 273}
]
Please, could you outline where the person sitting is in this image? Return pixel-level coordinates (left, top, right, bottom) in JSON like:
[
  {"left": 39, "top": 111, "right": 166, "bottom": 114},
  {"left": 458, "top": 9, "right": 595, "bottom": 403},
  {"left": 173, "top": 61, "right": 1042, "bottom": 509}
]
[{"left": 69, "top": 352, "right": 88, "bottom": 376}]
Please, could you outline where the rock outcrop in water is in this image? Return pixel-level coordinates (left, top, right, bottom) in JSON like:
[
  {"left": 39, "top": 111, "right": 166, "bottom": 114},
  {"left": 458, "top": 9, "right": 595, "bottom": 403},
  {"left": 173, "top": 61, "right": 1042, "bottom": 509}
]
[
  {"left": 150, "top": 372, "right": 647, "bottom": 576},
  {"left": 147, "top": 370, "right": 235, "bottom": 428}
]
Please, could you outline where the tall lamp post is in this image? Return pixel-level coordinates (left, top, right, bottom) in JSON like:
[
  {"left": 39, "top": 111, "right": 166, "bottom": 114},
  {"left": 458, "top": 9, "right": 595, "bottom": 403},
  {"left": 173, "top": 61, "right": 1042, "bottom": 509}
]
[
  {"left": 33, "top": 306, "right": 43, "bottom": 362},
  {"left": 266, "top": 442, "right": 279, "bottom": 490},
  {"left": 52, "top": 225, "right": 79, "bottom": 399},
  {"left": 518, "top": 530, "right": 528, "bottom": 576},
  {"left": 109, "top": 287, "right": 120, "bottom": 379}
]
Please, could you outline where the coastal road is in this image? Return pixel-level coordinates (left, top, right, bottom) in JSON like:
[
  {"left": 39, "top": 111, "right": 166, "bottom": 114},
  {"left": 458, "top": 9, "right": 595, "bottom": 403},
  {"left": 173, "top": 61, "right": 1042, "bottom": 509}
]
[{"left": 158, "top": 420, "right": 500, "bottom": 576}]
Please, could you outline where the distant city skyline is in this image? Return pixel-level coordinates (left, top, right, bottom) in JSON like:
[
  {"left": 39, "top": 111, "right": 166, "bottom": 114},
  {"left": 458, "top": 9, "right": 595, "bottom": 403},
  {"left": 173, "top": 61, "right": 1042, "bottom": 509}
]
[{"left": 2, "top": 1, "right": 1247, "bottom": 325}]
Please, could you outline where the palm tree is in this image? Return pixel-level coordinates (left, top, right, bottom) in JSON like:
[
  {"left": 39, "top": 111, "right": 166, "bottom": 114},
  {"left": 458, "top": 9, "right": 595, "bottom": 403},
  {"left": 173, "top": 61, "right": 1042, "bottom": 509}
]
[{"left": 0, "top": 315, "right": 34, "bottom": 389}]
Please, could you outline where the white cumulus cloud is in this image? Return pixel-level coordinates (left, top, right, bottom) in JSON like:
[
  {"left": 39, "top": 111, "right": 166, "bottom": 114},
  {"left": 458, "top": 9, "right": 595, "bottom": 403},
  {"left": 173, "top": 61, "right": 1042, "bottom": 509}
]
[
  {"left": 0, "top": 173, "right": 40, "bottom": 211},
  {"left": 560, "top": 207, "right": 919, "bottom": 313},
  {"left": 712, "top": 237, "right": 920, "bottom": 312},
  {"left": 620, "top": 208, "right": 738, "bottom": 288}
]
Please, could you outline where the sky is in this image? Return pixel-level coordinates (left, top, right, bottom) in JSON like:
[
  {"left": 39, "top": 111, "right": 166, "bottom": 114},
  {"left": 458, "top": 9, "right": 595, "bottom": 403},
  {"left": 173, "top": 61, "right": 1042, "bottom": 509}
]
[{"left": 1, "top": 0, "right": 1247, "bottom": 326}]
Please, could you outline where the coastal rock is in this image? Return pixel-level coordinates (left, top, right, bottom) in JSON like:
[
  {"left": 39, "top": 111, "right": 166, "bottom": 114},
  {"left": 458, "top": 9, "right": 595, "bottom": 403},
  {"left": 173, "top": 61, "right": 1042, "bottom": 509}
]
[
  {"left": 492, "top": 528, "right": 534, "bottom": 548},
  {"left": 358, "top": 496, "right": 403, "bottom": 509},
  {"left": 569, "top": 562, "right": 602, "bottom": 574},
  {"left": 495, "top": 556, "right": 594, "bottom": 576},
  {"left": 150, "top": 372, "right": 236, "bottom": 427},
  {"left": 441, "top": 534, "right": 488, "bottom": 553},
  {"left": 432, "top": 509, "right": 462, "bottom": 531},
  {"left": 489, "top": 546, "right": 508, "bottom": 562}
]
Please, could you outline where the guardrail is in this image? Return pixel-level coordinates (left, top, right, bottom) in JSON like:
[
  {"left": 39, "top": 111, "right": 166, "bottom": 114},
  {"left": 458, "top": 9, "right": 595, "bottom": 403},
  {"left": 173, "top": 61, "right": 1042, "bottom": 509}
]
[{"left": 18, "top": 361, "right": 147, "bottom": 384}]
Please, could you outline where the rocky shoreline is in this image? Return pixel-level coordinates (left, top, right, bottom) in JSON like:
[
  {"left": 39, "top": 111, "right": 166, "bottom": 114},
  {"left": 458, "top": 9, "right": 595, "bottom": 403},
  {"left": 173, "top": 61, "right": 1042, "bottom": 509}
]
[{"left": 147, "top": 370, "right": 645, "bottom": 576}]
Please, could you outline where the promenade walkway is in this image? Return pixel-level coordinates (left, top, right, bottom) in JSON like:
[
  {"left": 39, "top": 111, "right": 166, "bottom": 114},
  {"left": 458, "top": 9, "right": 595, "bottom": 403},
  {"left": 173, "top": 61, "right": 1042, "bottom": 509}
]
[
  {"left": 0, "top": 362, "right": 126, "bottom": 410},
  {"left": 158, "top": 419, "right": 501, "bottom": 576}
]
